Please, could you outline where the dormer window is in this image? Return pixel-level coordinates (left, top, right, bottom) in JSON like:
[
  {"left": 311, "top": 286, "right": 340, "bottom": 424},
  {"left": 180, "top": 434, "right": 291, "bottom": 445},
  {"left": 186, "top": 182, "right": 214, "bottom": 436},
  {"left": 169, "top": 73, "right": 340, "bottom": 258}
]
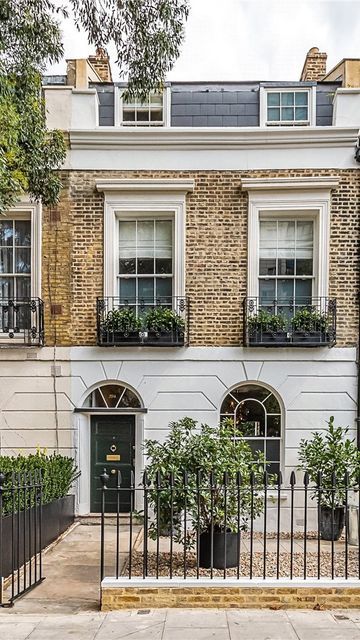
[
  {"left": 117, "top": 89, "right": 170, "bottom": 127},
  {"left": 260, "top": 87, "right": 316, "bottom": 127}
]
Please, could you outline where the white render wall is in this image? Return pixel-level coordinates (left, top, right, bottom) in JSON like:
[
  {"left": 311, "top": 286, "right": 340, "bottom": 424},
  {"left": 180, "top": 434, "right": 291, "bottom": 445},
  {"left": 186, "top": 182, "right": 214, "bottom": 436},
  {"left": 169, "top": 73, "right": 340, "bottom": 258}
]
[{"left": 0, "top": 346, "right": 356, "bottom": 489}]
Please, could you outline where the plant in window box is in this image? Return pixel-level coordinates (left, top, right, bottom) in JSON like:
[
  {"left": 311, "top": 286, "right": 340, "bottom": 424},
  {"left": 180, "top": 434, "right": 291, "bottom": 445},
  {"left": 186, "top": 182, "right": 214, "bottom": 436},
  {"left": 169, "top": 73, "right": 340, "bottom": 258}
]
[
  {"left": 143, "top": 307, "right": 185, "bottom": 345},
  {"left": 298, "top": 417, "right": 360, "bottom": 541},
  {"left": 101, "top": 308, "right": 142, "bottom": 344},
  {"left": 247, "top": 309, "right": 288, "bottom": 345},
  {"left": 291, "top": 307, "right": 329, "bottom": 344}
]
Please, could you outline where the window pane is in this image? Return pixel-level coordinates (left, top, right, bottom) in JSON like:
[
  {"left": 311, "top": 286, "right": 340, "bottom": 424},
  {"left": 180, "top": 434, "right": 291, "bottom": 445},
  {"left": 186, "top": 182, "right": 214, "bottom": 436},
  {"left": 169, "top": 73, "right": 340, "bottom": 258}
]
[
  {"left": 150, "top": 93, "right": 163, "bottom": 106},
  {"left": 156, "top": 258, "right": 172, "bottom": 274},
  {"left": 150, "top": 110, "right": 163, "bottom": 122},
  {"left": 295, "top": 92, "right": 308, "bottom": 106},
  {"left": 281, "top": 107, "right": 294, "bottom": 121},
  {"left": 15, "top": 220, "right": 31, "bottom": 246},
  {"left": 277, "top": 279, "right": 293, "bottom": 301},
  {"left": 295, "top": 107, "right": 308, "bottom": 120},
  {"left": 247, "top": 440, "right": 264, "bottom": 456},
  {"left": 138, "top": 258, "right": 154, "bottom": 274},
  {"left": 259, "top": 279, "right": 275, "bottom": 304},
  {"left": 0, "top": 277, "right": 13, "bottom": 298},
  {"left": 295, "top": 279, "right": 312, "bottom": 301},
  {"left": 278, "top": 258, "right": 294, "bottom": 276},
  {"left": 121, "top": 389, "right": 141, "bottom": 408},
  {"left": 267, "top": 93, "right": 280, "bottom": 107},
  {"left": 119, "top": 258, "right": 136, "bottom": 274},
  {"left": 278, "top": 221, "right": 295, "bottom": 247},
  {"left": 264, "top": 393, "right": 281, "bottom": 414},
  {"left": 267, "top": 107, "right": 280, "bottom": 121},
  {"left": 0, "top": 221, "right": 13, "bottom": 246},
  {"left": 296, "top": 259, "right": 313, "bottom": 276},
  {"left": 101, "top": 384, "right": 125, "bottom": 408},
  {"left": 119, "top": 278, "right": 136, "bottom": 300},
  {"left": 119, "top": 221, "right": 136, "bottom": 246},
  {"left": 266, "top": 439, "right": 280, "bottom": 462},
  {"left": 156, "top": 278, "right": 172, "bottom": 298},
  {"left": 123, "top": 110, "right": 136, "bottom": 122},
  {"left": 138, "top": 278, "right": 154, "bottom": 300},
  {"left": 281, "top": 92, "right": 294, "bottom": 106},
  {"left": 137, "top": 110, "right": 149, "bottom": 122},
  {"left": 259, "top": 258, "right": 276, "bottom": 276},
  {"left": 260, "top": 221, "right": 277, "bottom": 247},
  {"left": 16, "top": 277, "right": 31, "bottom": 298},
  {"left": 15, "top": 248, "right": 31, "bottom": 273},
  {"left": 267, "top": 416, "right": 281, "bottom": 438},
  {"left": 137, "top": 221, "right": 154, "bottom": 256},
  {"left": 155, "top": 220, "right": 172, "bottom": 251},
  {"left": 0, "top": 248, "right": 13, "bottom": 273},
  {"left": 296, "top": 221, "right": 313, "bottom": 246}
]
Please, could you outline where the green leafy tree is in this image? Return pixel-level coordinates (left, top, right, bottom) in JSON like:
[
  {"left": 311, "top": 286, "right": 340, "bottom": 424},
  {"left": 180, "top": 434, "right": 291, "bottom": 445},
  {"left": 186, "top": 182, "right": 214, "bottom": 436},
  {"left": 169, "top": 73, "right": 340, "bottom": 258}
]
[{"left": 0, "top": 0, "right": 189, "bottom": 212}]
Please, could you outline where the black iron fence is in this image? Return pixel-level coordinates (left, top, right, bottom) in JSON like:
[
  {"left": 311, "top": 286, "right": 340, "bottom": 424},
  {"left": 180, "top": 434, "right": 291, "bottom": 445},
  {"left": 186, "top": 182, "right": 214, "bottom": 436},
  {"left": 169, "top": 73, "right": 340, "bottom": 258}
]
[
  {"left": 0, "top": 298, "right": 44, "bottom": 346},
  {"left": 0, "top": 471, "right": 44, "bottom": 606},
  {"left": 97, "top": 296, "right": 189, "bottom": 347},
  {"left": 100, "top": 470, "right": 360, "bottom": 582},
  {"left": 243, "top": 297, "right": 336, "bottom": 347}
]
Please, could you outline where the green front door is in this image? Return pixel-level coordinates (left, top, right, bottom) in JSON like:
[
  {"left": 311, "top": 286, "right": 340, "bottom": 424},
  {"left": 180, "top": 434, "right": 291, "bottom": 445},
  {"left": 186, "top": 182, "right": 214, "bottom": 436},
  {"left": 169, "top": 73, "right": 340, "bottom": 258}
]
[{"left": 90, "top": 415, "right": 135, "bottom": 513}]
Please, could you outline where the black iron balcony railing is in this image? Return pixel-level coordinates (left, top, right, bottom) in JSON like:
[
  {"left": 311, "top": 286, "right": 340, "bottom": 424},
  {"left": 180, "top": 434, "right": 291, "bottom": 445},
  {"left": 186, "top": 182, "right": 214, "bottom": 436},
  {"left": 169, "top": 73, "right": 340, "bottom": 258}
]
[
  {"left": 97, "top": 297, "right": 189, "bottom": 347},
  {"left": 243, "top": 297, "right": 336, "bottom": 347},
  {"left": 0, "top": 298, "right": 44, "bottom": 347}
]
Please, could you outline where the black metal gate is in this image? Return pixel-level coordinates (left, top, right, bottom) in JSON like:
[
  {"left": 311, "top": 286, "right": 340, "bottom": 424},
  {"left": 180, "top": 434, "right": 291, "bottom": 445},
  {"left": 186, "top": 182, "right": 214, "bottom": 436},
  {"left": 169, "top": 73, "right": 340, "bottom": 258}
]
[{"left": 0, "top": 470, "right": 44, "bottom": 607}]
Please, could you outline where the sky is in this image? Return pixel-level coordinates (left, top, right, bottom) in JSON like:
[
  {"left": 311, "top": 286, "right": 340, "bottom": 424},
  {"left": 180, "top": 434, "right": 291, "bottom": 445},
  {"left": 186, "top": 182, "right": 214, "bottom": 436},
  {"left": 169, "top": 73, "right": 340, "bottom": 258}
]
[{"left": 49, "top": 0, "right": 360, "bottom": 81}]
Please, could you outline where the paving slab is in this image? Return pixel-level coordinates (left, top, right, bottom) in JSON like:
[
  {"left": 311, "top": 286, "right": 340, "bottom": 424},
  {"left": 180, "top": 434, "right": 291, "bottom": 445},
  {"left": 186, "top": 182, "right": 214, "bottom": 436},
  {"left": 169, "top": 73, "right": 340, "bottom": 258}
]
[
  {"left": 228, "top": 620, "right": 298, "bottom": 640},
  {"left": 166, "top": 608, "right": 228, "bottom": 627}
]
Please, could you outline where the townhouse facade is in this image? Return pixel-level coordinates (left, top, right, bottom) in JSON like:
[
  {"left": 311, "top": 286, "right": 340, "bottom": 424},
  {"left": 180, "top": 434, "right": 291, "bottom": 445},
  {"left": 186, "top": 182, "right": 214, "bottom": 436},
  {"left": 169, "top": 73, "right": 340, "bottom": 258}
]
[{"left": 0, "top": 47, "right": 359, "bottom": 514}]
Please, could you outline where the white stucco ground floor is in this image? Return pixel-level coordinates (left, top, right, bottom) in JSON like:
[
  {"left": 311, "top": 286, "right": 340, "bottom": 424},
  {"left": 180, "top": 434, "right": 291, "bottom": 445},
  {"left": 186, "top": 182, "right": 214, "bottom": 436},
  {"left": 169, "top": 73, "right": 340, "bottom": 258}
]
[{"left": 0, "top": 345, "right": 357, "bottom": 516}]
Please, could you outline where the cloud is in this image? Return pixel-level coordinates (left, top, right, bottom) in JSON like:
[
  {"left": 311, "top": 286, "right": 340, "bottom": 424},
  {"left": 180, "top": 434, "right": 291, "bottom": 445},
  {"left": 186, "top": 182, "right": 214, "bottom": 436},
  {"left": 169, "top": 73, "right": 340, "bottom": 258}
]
[{"left": 48, "top": 0, "right": 360, "bottom": 81}]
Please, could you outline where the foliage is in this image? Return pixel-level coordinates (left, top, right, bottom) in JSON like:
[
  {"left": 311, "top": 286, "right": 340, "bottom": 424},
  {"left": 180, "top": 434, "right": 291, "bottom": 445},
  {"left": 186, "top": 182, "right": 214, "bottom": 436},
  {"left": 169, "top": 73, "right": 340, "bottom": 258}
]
[
  {"left": 144, "top": 307, "right": 185, "bottom": 332},
  {"left": 248, "top": 309, "right": 287, "bottom": 333},
  {"left": 143, "top": 418, "right": 270, "bottom": 546},
  {"left": 298, "top": 417, "right": 360, "bottom": 507},
  {"left": 0, "top": 450, "right": 78, "bottom": 516},
  {"left": 291, "top": 308, "right": 328, "bottom": 333},
  {"left": 0, "top": 0, "right": 189, "bottom": 211},
  {"left": 103, "top": 308, "right": 141, "bottom": 333},
  {"left": 71, "top": 0, "right": 189, "bottom": 99}
]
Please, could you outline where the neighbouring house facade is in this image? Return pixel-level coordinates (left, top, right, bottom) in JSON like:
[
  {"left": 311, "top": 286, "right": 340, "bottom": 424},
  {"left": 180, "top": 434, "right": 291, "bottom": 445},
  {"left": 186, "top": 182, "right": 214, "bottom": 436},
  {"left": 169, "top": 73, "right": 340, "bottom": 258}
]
[{"left": 0, "top": 47, "right": 359, "bottom": 516}]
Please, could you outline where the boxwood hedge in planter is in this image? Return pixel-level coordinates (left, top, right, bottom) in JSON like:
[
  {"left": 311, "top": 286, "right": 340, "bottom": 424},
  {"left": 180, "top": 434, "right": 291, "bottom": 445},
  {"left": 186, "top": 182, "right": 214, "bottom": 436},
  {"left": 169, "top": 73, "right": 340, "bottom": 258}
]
[
  {"left": 102, "top": 308, "right": 142, "bottom": 343},
  {"left": 143, "top": 307, "right": 185, "bottom": 345},
  {"left": 291, "top": 308, "right": 329, "bottom": 344},
  {"left": 248, "top": 309, "right": 288, "bottom": 345}
]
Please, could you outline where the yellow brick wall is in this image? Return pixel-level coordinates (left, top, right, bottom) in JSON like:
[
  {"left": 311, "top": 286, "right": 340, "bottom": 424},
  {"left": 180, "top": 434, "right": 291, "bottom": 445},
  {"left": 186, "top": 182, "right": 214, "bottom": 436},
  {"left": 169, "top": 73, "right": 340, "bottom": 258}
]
[
  {"left": 101, "top": 585, "right": 360, "bottom": 610},
  {"left": 42, "top": 168, "right": 360, "bottom": 348}
]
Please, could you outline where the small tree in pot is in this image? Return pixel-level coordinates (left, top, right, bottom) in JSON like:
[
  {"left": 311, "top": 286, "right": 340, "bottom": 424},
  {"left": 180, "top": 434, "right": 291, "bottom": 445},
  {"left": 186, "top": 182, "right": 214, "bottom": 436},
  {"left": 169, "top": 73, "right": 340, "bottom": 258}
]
[
  {"left": 291, "top": 308, "right": 329, "bottom": 343},
  {"left": 102, "top": 308, "right": 141, "bottom": 342},
  {"left": 144, "top": 417, "right": 269, "bottom": 569},
  {"left": 143, "top": 307, "right": 185, "bottom": 344},
  {"left": 298, "top": 417, "right": 360, "bottom": 540}
]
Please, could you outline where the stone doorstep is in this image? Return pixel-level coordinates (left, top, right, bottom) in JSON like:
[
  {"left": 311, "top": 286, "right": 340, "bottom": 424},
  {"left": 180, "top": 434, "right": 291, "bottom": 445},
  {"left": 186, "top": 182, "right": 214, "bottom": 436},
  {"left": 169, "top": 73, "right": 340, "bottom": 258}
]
[{"left": 100, "top": 578, "right": 360, "bottom": 611}]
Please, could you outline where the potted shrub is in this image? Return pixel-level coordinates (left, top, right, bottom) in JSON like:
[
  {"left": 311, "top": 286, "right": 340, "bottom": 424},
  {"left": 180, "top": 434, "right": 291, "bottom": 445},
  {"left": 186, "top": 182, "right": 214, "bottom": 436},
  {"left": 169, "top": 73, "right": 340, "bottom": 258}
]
[
  {"left": 247, "top": 309, "right": 288, "bottom": 345},
  {"left": 102, "top": 308, "right": 142, "bottom": 343},
  {"left": 144, "top": 417, "right": 269, "bottom": 569},
  {"left": 143, "top": 307, "right": 185, "bottom": 345},
  {"left": 291, "top": 307, "right": 328, "bottom": 344},
  {"left": 298, "top": 417, "right": 360, "bottom": 540}
]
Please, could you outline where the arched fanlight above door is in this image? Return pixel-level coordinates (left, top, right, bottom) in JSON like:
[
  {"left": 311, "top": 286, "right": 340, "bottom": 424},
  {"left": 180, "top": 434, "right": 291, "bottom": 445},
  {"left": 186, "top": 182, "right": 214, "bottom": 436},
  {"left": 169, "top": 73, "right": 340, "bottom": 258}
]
[{"left": 82, "top": 383, "right": 141, "bottom": 409}]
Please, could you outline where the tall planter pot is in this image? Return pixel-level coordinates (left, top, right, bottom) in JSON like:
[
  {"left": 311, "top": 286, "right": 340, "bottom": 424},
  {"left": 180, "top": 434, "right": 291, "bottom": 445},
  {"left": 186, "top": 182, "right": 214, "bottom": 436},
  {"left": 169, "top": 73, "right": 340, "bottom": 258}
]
[
  {"left": 0, "top": 495, "right": 75, "bottom": 579},
  {"left": 199, "top": 529, "right": 239, "bottom": 569},
  {"left": 320, "top": 506, "right": 345, "bottom": 541}
]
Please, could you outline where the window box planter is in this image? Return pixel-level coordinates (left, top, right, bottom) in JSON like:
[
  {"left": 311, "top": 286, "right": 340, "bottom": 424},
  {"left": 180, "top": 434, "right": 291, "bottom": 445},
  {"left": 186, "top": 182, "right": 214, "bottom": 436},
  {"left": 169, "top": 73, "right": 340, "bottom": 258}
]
[
  {"left": 146, "top": 329, "right": 185, "bottom": 346},
  {"left": 0, "top": 495, "right": 75, "bottom": 579},
  {"left": 199, "top": 529, "right": 239, "bottom": 569},
  {"left": 248, "top": 331, "right": 289, "bottom": 345},
  {"left": 100, "top": 330, "right": 141, "bottom": 345},
  {"left": 292, "top": 330, "right": 327, "bottom": 344}
]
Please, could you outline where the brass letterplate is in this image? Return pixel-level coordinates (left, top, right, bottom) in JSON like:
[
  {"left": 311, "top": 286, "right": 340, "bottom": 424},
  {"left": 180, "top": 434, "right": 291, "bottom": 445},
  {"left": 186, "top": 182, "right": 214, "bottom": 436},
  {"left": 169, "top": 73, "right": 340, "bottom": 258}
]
[{"left": 106, "top": 454, "right": 120, "bottom": 461}]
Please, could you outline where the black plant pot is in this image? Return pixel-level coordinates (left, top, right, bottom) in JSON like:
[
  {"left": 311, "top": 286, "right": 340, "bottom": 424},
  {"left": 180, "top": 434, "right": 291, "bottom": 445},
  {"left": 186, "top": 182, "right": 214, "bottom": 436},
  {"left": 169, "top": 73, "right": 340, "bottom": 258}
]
[
  {"left": 101, "top": 330, "right": 140, "bottom": 344},
  {"left": 320, "top": 506, "right": 345, "bottom": 541},
  {"left": 146, "top": 329, "right": 185, "bottom": 346},
  {"left": 251, "top": 331, "right": 288, "bottom": 345},
  {"left": 292, "top": 330, "right": 324, "bottom": 344},
  {"left": 199, "top": 529, "right": 239, "bottom": 569}
]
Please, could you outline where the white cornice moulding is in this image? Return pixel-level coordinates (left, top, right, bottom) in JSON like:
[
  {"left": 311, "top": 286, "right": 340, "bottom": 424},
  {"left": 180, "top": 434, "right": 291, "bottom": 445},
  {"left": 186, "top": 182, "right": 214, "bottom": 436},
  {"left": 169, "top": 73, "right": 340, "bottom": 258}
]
[
  {"left": 241, "top": 176, "right": 340, "bottom": 191},
  {"left": 70, "top": 126, "right": 359, "bottom": 150},
  {"left": 96, "top": 178, "right": 195, "bottom": 193}
]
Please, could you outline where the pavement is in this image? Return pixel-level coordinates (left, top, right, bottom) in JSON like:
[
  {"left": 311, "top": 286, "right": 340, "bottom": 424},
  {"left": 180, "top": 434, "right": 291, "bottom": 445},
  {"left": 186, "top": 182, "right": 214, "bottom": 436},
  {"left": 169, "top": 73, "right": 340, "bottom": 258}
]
[{"left": 1, "top": 523, "right": 360, "bottom": 639}]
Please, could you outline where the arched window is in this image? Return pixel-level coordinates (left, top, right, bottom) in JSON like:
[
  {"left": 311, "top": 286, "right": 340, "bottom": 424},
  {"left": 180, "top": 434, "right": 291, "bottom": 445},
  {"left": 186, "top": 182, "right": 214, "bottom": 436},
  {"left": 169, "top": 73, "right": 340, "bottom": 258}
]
[
  {"left": 83, "top": 383, "right": 141, "bottom": 409},
  {"left": 220, "top": 383, "right": 281, "bottom": 476}
]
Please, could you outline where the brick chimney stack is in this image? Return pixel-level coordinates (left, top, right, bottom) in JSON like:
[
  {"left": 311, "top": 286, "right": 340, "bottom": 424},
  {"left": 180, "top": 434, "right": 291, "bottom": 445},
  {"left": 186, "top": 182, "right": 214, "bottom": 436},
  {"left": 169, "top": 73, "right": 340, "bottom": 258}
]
[
  {"left": 300, "top": 47, "right": 327, "bottom": 81},
  {"left": 88, "top": 48, "right": 113, "bottom": 82}
]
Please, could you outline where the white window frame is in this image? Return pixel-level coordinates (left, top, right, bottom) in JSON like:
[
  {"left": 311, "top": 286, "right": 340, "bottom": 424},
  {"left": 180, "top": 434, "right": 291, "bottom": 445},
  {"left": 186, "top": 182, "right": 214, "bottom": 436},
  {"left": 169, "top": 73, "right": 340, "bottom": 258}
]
[
  {"left": 96, "top": 179, "right": 194, "bottom": 298},
  {"left": 115, "top": 87, "right": 171, "bottom": 127},
  {"left": 241, "top": 177, "right": 339, "bottom": 300},
  {"left": 259, "top": 86, "right": 316, "bottom": 127},
  {"left": 1, "top": 200, "right": 42, "bottom": 298}
]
